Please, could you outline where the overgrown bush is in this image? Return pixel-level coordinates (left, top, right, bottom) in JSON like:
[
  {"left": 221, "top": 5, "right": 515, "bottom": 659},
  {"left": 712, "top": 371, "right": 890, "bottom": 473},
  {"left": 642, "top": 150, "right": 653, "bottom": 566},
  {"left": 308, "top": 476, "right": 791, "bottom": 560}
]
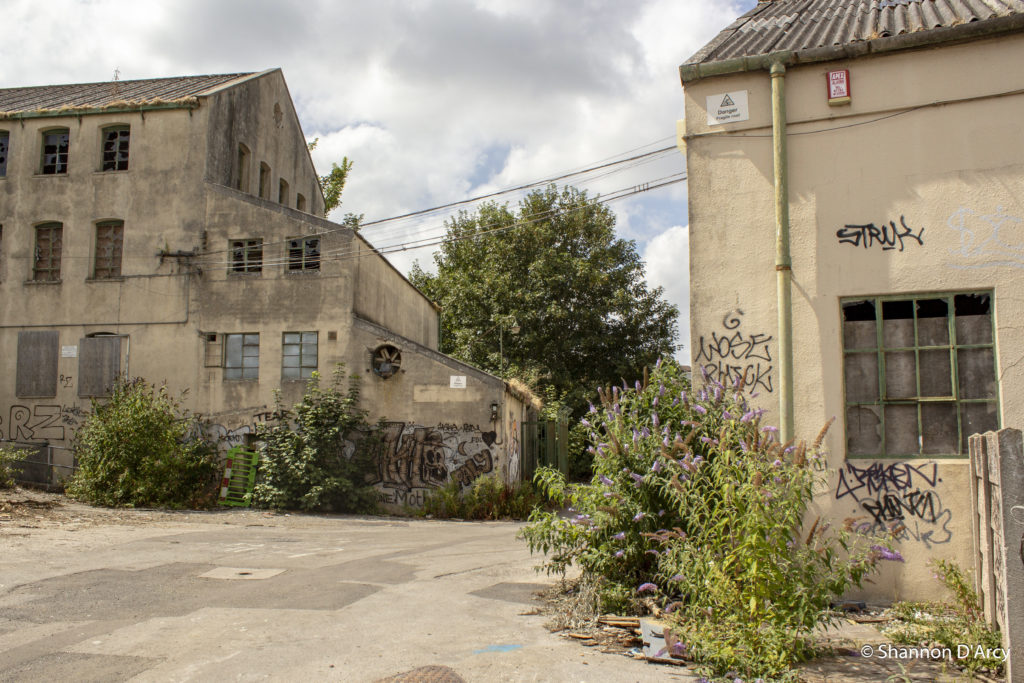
[
  {"left": 883, "top": 559, "right": 1005, "bottom": 677},
  {"left": 67, "top": 378, "right": 219, "bottom": 507},
  {"left": 253, "top": 366, "right": 378, "bottom": 513},
  {"left": 522, "top": 359, "right": 894, "bottom": 679},
  {"left": 0, "top": 446, "right": 33, "bottom": 489},
  {"left": 420, "top": 477, "right": 549, "bottom": 520}
]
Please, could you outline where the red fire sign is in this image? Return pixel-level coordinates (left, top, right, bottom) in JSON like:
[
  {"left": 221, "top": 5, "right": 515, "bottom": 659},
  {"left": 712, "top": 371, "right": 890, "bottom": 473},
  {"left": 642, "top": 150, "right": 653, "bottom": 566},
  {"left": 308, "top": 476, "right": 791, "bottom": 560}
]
[{"left": 827, "top": 69, "right": 851, "bottom": 104}]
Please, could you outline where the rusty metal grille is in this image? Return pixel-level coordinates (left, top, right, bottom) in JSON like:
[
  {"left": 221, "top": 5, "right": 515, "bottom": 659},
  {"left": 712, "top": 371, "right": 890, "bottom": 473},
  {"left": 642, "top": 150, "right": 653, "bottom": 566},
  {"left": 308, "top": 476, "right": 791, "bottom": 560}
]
[
  {"left": 101, "top": 126, "right": 129, "bottom": 171},
  {"left": 94, "top": 220, "right": 124, "bottom": 278},
  {"left": 33, "top": 223, "right": 62, "bottom": 281}
]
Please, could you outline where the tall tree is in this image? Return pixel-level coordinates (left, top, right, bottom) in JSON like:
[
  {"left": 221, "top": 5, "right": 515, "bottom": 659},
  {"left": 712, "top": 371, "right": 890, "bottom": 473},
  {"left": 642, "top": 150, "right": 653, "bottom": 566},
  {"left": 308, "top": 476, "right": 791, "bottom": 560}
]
[{"left": 410, "top": 185, "right": 678, "bottom": 415}]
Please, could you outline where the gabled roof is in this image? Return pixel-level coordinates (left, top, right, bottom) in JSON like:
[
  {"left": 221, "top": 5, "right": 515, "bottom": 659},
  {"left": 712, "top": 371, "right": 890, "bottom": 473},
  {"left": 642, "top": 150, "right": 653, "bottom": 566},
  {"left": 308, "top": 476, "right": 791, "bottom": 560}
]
[
  {"left": 685, "top": 0, "right": 1024, "bottom": 68},
  {"left": 0, "top": 73, "right": 255, "bottom": 113}
]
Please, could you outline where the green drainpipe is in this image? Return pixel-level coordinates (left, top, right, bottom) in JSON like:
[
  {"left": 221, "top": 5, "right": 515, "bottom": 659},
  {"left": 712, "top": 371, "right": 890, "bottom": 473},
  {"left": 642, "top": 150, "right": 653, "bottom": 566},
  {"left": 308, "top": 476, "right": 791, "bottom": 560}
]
[{"left": 771, "top": 61, "right": 795, "bottom": 444}]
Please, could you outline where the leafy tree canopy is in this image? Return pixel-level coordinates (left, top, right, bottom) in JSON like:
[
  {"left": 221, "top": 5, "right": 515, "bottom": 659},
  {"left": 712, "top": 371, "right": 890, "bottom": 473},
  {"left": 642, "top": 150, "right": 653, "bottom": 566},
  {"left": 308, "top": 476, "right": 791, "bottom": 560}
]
[{"left": 409, "top": 185, "right": 678, "bottom": 416}]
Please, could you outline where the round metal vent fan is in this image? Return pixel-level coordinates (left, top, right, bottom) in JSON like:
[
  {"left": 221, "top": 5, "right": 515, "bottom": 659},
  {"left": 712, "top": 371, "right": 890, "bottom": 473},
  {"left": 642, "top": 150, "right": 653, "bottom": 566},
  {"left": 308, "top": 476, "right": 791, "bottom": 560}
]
[{"left": 372, "top": 345, "right": 402, "bottom": 379}]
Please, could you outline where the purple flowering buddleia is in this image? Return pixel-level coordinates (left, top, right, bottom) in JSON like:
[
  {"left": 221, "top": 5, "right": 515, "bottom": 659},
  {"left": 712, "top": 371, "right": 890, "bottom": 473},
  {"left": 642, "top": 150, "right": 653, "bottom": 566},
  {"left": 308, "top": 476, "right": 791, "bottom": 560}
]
[
  {"left": 635, "top": 380, "right": 642, "bottom": 392},
  {"left": 633, "top": 511, "right": 646, "bottom": 522},
  {"left": 589, "top": 403, "right": 597, "bottom": 414},
  {"left": 652, "top": 412, "right": 660, "bottom": 428},
  {"left": 739, "top": 439, "right": 749, "bottom": 451},
  {"left": 637, "top": 582, "right": 657, "bottom": 594},
  {"left": 612, "top": 531, "right": 626, "bottom": 540},
  {"left": 762, "top": 425, "right": 779, "bottom": 434},
  {"left": 722, "top": 409, "right": 733, "bottom": 420},
  {"left": 659, "top": 383, "right": 665, "bottom": 396},
  {"left": 653, "top": 396, "right": 659, "bottom": 408},
  {"left": 599, "top": 474, "right": 614, "bottom": 486},
  {"left": 615, "top": 550, "right": 625, "bottom": 557},
  {"left": 652, "top": 459, "right": 663, "bottom": 473},
  {"left": 581, "top": 418, "right": 591, "bottom": 428},
  {"left": 741, "top": 410, "right": 755, "bottom": 423},
  {"left": 641, "top": 427, "right": 651, "bottom": 438},
  {"left": 694, "top": 405, "right": 707, "bottom": 415},
  {"left": 630, "top": 472, "right": 644, "bottom": 484},
  {"left": 872, "top": 545, "right": 905, "bottom": 562}
]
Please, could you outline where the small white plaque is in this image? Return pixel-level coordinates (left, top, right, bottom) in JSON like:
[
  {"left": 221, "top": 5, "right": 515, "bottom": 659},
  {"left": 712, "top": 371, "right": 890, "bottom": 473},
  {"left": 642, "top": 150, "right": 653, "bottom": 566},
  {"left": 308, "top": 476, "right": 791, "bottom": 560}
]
[
  {"left": 61, "top": 345, "right": 78, "bottom": 358},
  {"left": 449, "top": 375, "right": 467, "bottom": 389},
  {"left": 706, "top": 90, "right": 749, "bottom": 125}
]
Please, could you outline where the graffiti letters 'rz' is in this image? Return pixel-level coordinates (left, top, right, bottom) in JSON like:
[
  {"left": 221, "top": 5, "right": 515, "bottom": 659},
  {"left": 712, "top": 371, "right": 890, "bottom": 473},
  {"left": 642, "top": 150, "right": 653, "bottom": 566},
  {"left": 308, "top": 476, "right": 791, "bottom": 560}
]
[{"left": 837, "top": 216, "right": 924, "bottom": 252}]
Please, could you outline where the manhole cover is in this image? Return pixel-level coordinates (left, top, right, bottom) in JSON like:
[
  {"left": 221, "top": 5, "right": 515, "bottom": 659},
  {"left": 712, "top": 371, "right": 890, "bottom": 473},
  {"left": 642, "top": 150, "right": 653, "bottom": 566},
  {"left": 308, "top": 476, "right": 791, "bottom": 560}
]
[{"left": 375, "top": 665, "right": 465, "bottom": 682}]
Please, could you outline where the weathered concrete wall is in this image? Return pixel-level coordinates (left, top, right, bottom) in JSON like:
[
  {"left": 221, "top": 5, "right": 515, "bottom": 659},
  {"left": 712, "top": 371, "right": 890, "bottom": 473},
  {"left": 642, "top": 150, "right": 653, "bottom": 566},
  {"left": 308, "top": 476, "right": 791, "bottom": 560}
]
[
  {"left": 351, "top": 235, "right": 440, "bottom": 349},
  {"left": 682, "top": 33, "right": 1024, "bottom": 600},
  {"left": 203, "top": 70, "right": 325, "bottom": 217},
  {"left": 350, "top": 316, "right": 533, "bottom": 510}
]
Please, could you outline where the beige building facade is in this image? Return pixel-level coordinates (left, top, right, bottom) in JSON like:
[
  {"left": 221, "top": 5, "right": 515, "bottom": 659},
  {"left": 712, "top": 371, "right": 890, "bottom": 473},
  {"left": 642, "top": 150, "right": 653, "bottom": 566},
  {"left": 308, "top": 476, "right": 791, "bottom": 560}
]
[
  {"left": 680, "top": 2, "right": 1024, "bottom": 600},
  {"left": 0, "top": 70, "right": 534, "bottom": 507}
]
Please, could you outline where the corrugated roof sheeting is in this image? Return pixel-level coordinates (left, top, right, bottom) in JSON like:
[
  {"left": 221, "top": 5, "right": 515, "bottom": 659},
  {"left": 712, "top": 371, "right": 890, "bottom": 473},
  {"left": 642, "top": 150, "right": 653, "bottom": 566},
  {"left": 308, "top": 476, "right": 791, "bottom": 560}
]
[
  {"left": 0, "top": 73, "right": 254, "bottom": 112},
  {"left": 685, "top": 0, "right": 1024, "bottom": 64}
]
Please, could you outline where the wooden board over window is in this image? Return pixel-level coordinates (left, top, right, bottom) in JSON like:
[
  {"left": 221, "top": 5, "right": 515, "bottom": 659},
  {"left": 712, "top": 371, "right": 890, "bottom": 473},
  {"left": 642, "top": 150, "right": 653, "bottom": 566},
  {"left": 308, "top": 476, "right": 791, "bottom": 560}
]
[
  {"left": 79, "top": 336, "right": 122, "bottom": 397},
  {"left": 16, "top": 331, "right": 59, "bottom": 397}
]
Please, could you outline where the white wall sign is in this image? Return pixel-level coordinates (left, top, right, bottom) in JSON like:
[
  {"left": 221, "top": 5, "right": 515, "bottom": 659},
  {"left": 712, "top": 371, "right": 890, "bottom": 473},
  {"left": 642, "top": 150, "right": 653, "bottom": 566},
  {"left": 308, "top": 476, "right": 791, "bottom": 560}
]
[
  {"left": 449, "top": 375, "right": 467, "bottom": 389},
  {"left": 61, "top": 345, "right": 78, "bottom": 358},
  {"left": 706, "top": 90, "right": 750, "bottom": 125}
]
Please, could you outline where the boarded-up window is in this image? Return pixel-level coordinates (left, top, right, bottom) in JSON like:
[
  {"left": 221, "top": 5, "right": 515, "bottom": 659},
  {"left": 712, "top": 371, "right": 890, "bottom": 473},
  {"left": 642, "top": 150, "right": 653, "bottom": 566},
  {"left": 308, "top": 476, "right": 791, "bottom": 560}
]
[
  {"left": 94, "top": 220, "right": 124, "bottom": 278},
  {"left": 259, "top": 162, "right": 271, "bottom": 199},
  {"left": 33, "top": 223, "right": 62, "bottom": 281},
  {"left": 841, "top": 292, "right": 997, "bottom": 458},
  {"left": 16, "top": 331, "right": 59, "bottom": 398},
  {"left": 101, "top": 126, "right": 130, "bottom": 171},
  {"left": 79, "top": 336, "right": 122, "bottom": 397}
]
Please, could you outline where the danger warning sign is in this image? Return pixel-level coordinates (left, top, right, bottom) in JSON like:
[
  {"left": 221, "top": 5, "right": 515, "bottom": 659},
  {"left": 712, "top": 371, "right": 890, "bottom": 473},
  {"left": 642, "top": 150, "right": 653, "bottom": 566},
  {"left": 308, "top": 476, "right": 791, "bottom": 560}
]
[{"left": 706, "top": 90, "right": 749, "bottom": 125}]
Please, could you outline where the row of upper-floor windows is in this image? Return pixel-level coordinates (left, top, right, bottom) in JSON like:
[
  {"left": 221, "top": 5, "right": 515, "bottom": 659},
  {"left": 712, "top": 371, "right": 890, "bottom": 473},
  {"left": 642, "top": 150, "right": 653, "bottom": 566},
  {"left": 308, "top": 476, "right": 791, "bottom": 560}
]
[
  {"left": 235, "top": 143, "right": 308, "bottom": 211},
  {"left": 0, "top": 126, "right": 129, "bottom": 177},
  {"left": 0, "top": 221, "right": 124, "bottom": 282}
]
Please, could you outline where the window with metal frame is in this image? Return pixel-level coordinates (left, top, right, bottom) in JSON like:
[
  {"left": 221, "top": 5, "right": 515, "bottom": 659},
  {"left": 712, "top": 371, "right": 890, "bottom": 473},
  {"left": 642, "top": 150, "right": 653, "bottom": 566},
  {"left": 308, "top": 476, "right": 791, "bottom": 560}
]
[
  {"left": 287, "top": 236, "right": 320, "bottom": 271},
  {"left": 33, "top": 222, "right": 63, "bottom": 281},
  {"left": 41, "top": 129, "right": 69, "bottom": 174},
  {"left": 101, "top": 126, "right": 130, "bottom": 171},
  {"left": 229, "top": 238, "right": 263, "bottom": 274},
  {"left": 841, "top": 292, "right": 998, "bottom": 458},
  {"left": 94, "top": 220, "right": 124, "bottom": 278},
  {"left": 282, "top": 332, "right": 317, "bottom": 379},
  {"left": 224, "top": 333, "right": 259, "bottom": 380},
  {"left": 0, "top": 131, "right": 9, "bottom": 176}
]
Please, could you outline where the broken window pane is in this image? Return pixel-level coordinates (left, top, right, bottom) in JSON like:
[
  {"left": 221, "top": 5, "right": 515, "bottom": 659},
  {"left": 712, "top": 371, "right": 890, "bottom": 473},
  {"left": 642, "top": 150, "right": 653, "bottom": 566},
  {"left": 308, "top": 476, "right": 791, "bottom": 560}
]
[
  {"left": 884, "top": 404, "right": 919, "bottom": 455},
  {"left": 0, "top": 131, "right": 8, "bottom": 177},
  {"left": 844, "top": 352, "right": 879, "bottom": 403},
  {"left": 921, "top": 403, "right": 958, "bottom": 454},
  {"left": 842, "top": 300, "right": 877, "bottom": 349},
  {"left": 846, "top": 405, "right": 882, "bottom": 455},
  {"left": 882, "top": 300, "right": 915, "bottom": 347},
  {"left": 101, "top": 126, "right": 130, "bottom": 171},
  {"left": 229, "top": 239, "right": 263, "bottom": 273},
  {"left": 94, "top": 220, "right": 124, "bottom": 278},
  {"left": 885, "top": 351, "right": 916, "bottom": 399},
  {"left": 958, "top": 348, "right": 996, "bottom": 399},
  {"left": 41, "top": 130, "right": 69, "bottom": 174},
  {"left": 288, "top": 237, "right": 320, "bottom": 271},
  {"left": 919, "top": 348, "right": 953, "bottom": 397},
  {"left": 916, "top": 299, "right": 949, "bottom": 346},
  {"left": 955, "top": 294, "right": 993, "bottom": 345}
]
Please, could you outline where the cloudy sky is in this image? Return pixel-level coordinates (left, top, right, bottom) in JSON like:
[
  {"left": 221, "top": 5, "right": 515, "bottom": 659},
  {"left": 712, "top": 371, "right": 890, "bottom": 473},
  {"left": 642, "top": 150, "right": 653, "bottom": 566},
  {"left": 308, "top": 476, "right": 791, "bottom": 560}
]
[{"left": 3, "top": 0, "right": 756, "bottom": 363}]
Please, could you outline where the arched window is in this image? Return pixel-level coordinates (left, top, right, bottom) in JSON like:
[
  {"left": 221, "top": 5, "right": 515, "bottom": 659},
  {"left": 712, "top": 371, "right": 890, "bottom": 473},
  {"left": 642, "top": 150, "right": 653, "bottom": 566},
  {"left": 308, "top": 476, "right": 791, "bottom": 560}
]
[
  {"left": 258, "top": 162, "right": 271, "bottom": 199},
  {"left": 41, "top": 128, "right": 69, "bottom": 174},
  {"left": 236, "top": 144, "right": 251, "bottom": 192}
]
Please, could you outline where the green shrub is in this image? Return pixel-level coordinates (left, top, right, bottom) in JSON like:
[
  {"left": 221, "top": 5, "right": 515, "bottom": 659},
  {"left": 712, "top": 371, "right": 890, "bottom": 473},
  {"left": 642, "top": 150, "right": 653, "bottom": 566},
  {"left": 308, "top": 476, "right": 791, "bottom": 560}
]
[
  {"left": 883, "top": 560, "right": 1004, "bottom": 677},
  {"left": 252, "top": 366, "right": 378, "bottom": 513},
  {"left": 0, "top": 446, "right": 33, "bottom": 489},
  {"left": 522, "top": 359, "right": 893, "bottom": 679},
  {"left": 420, "top": 476, "right": 549, "bottom": 520},
  {"left": 67, "top": 378, "right": 219, "bottom": 507}
]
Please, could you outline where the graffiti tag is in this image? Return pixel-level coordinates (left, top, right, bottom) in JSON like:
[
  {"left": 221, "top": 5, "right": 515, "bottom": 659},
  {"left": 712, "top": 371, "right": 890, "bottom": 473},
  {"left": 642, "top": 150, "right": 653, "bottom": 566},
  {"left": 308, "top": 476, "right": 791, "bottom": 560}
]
[
  {"left": 694, "top": 310, "right": 773, "bottom": 393},
  {"left": 837, "top": 216, "right": 924, "bottom": 252}
]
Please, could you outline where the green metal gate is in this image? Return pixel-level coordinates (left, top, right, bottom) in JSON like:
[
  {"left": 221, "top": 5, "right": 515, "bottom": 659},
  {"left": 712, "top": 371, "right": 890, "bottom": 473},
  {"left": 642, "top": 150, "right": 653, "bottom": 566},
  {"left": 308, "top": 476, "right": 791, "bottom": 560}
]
[{"left": 521, "top": 419, "right": 569, "bottom": 480}]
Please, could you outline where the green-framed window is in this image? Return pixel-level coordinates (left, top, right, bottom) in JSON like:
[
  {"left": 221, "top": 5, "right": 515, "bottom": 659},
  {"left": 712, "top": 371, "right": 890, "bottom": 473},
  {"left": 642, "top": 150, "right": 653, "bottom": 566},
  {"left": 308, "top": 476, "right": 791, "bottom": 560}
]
[
  {"left": 224, "top": 333, "right": 259, "bottom": 380},
  {"left": 841, "top": 292, "right": 998, "bottom": 458},
  {"left": 282, "top": 331, "right": 317, "bottom": 379}
]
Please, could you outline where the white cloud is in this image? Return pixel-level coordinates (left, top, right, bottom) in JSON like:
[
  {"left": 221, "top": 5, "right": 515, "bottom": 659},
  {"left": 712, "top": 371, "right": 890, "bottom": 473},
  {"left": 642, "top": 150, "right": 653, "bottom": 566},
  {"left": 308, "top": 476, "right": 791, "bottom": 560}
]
[{"left": 643, "top": 224, "right": 691, "bottom": 364}]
